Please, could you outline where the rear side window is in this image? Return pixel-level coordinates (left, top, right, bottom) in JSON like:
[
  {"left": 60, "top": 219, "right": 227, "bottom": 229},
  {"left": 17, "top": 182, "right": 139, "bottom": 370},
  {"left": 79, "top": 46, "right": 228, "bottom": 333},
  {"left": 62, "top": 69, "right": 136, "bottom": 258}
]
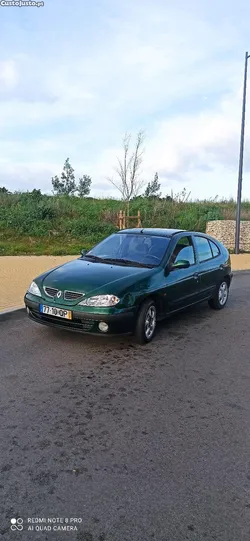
[
  {"left": 209, "top": 240, "right": 220, "bottom": 258},
  {"left": 195, "top": 236, "right": 213, "bottom": 262}
]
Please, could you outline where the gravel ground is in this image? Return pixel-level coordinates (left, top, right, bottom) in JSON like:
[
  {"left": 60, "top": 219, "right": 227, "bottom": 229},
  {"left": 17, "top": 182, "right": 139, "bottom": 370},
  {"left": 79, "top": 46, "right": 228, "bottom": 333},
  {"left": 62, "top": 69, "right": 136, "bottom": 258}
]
[{"left": 1, "top": 272, "right": 250, "bottom": 540}]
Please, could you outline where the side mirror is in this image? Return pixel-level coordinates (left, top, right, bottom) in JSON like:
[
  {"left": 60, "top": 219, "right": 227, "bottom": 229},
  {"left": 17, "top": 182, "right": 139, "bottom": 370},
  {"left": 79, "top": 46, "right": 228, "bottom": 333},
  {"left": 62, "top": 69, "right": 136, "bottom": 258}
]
[
  {"left": 171, "top": 259, "right": 190, "bottom": 271},
  {"left": 81, "top": 249, "right": 87, "bottom": 256}
]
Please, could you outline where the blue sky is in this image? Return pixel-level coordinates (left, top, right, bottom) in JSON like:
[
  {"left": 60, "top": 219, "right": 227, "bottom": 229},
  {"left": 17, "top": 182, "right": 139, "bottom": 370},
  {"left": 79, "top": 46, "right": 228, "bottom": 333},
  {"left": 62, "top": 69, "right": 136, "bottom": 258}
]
[{"left": 1, "top": 0, "right": 250, "bottom": 199}]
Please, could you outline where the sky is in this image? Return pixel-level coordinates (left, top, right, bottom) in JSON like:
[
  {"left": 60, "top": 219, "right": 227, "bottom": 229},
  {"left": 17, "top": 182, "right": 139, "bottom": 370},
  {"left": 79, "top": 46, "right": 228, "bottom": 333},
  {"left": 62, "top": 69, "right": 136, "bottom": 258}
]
[{"left": 0, "top": 0, "right": 250, "bottom": 200}]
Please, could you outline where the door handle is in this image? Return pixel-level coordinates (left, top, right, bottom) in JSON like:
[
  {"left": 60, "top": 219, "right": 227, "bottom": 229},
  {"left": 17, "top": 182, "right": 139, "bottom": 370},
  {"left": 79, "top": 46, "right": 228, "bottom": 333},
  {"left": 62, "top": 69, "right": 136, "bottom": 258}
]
[{"left": 193, "top": 272, "right": 199, "bottom": 280}]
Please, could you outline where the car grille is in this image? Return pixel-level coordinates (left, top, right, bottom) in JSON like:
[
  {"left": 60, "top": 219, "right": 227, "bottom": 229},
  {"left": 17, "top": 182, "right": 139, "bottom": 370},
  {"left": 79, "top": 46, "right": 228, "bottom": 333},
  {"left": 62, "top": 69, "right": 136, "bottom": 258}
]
[
  {"left": 80, "top": 318, "right": 94, "bottom": 331},
  {"left": 43, "top": 287, "right": 84, "bottom": 301},
  {"left": 44, "top": 286, "right": 58, "bottom": 297},
  {"left": 29, "top": 309, "right": 96, "bottom": 332},
  {"left": 64, "top": 291, "right": 84, "bottom": 300}
]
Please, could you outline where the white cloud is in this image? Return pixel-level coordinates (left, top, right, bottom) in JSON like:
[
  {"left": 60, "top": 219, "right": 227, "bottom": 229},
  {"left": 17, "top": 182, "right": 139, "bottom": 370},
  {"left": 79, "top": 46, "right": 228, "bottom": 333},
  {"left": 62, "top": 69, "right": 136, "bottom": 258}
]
[
  {"left": 145, "top": 92, "right": 242, "bottom": 174},
  {"left": 0, "top": 60, "right": 18, "bottom": 89},
  {"left": 1, "top": 90, "right": 247, "bottom": 200},
  {"left": 0, "top": 0, "right": 250, "bottom": 199},
  {"left": 92, "top": 90, "right": 249, "bottom": 200}
]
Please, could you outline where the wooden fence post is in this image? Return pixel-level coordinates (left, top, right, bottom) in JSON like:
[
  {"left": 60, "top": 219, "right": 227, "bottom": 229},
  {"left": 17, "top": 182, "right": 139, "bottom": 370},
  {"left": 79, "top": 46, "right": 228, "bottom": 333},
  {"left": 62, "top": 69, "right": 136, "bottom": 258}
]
[
  {"left": 137, "top": 210, "right": 141, "bottom": 228},
  {"left": 118, "top": 210, "right": 123, "bottom": 229},
  {"left": 118, "top": 209, "right": 141, "bottom": 229}
]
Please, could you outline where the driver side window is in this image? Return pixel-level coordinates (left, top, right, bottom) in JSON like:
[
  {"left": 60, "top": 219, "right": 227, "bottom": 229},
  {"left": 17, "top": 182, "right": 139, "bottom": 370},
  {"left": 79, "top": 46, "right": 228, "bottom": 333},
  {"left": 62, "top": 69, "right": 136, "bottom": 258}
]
[{"left": 170, "top": 236, "right": 195, "bottom": 266}]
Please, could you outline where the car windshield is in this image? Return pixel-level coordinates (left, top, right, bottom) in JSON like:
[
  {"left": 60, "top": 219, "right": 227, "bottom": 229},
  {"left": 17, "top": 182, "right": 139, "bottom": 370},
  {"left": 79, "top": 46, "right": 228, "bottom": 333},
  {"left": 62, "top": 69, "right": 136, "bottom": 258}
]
[{"left": 85, "top": 233, "right": 170, "bottom": 267}]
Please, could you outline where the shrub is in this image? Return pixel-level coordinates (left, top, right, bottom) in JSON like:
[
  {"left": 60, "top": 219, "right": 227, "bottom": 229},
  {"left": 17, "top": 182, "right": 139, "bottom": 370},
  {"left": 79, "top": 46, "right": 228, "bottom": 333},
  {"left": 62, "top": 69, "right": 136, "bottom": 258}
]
[
  {"left": 63, "top": 218, "right": 117, "bottom": 238},
  {"left": 0, "top": 191, "right": 246, "bottom": 255},
  {"left": 36, "top": 203, "right": 57, "bottom": 220}
]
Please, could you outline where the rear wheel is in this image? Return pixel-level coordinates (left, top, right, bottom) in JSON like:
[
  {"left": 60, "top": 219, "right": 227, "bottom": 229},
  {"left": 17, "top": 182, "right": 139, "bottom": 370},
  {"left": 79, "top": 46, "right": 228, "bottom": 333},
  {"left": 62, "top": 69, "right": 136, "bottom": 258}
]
[
  {"left": 208, "top": 279, "right": 229, "bottom": 310},
  {"left": 135, "top": 299, "right": 157, "bottom": 344}
]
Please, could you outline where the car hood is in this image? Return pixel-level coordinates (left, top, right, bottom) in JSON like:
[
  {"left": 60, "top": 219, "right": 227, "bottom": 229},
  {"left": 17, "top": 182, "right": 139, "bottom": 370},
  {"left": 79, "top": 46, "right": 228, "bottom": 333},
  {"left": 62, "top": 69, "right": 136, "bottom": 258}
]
[{"left": 41, "top": 258, "right": 155, "bottom": 299}]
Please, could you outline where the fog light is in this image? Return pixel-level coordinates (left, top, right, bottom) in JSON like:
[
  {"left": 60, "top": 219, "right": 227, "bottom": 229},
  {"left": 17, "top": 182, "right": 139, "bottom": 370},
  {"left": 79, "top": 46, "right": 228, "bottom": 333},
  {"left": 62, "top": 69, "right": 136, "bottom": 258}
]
[
  {"left": 26, "top": 307, "right": 29, "bottom": 314},
  {"left": 98, "top": 321, "right": 109, "bottom": 333}
]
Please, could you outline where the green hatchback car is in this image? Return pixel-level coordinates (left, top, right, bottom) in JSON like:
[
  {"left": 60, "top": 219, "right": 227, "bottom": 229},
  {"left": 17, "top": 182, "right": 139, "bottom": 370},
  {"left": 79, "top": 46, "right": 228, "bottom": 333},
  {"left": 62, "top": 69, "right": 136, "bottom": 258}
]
[{"left": 24, "top": 228, "right": 233, "bottom": 344}]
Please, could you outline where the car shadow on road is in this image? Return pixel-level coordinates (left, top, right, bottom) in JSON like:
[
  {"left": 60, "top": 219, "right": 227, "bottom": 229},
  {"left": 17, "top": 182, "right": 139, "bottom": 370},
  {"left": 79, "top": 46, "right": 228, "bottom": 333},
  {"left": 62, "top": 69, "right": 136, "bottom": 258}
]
[{"left": 43, "top": 300, "right": 215, "bottom": 350}]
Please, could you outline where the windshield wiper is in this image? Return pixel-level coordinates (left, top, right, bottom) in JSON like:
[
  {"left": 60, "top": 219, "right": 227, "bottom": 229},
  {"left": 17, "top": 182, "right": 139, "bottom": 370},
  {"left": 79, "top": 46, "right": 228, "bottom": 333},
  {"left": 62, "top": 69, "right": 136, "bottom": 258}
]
[
  {"left": 101, "top": 257, "right": 153, "bottom": 268},
  {"left": 82, "top": 254, "right": 104, "bottom": 262},
  {"left": 82, "top": 254, "right": 153, "bottom": 268}
]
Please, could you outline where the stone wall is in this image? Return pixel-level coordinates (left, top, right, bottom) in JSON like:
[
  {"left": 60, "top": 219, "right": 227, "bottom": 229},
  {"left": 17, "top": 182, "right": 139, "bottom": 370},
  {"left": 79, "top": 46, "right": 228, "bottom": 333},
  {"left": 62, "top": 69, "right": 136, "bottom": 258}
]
[{"left": 206, "top": 220, "right": 250, "bottom": 252}]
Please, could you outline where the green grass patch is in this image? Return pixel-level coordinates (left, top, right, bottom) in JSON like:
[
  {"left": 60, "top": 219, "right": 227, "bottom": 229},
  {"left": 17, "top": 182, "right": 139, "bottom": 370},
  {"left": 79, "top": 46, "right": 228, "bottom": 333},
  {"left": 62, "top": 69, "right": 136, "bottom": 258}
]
[
  {"left": 0, "top": 235, "right": 97, "bottom": 256},
  {"left": 0, "top": 192, "right": 247, "bottom": 255}
]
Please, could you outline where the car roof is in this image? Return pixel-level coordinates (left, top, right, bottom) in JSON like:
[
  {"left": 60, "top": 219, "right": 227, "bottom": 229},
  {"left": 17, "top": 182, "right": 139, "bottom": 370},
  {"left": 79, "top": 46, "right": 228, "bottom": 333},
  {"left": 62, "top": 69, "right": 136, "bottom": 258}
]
[{"left": 119, "top": 228, "right": 187, "bottom": 237}]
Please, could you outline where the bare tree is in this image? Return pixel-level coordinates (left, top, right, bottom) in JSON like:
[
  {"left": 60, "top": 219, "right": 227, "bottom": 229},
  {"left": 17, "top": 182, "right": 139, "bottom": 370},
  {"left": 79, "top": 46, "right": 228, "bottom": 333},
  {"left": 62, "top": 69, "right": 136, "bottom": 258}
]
[{"left": 107, "top": 130, "right": 145, "bottom": 216}]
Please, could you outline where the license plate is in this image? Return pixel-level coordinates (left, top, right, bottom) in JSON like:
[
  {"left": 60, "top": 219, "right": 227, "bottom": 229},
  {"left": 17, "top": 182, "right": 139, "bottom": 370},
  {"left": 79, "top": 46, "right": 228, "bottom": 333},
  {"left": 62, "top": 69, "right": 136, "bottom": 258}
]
[{"left": 39, "top": 304, "right": 72, "bottom": 320}]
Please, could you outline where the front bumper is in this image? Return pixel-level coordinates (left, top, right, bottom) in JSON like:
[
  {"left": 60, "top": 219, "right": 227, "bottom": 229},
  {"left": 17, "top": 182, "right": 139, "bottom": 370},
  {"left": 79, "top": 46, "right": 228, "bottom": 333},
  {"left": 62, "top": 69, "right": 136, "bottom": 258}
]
[{"left": 24, "top": 296, "right": 136, "bottom": 335}]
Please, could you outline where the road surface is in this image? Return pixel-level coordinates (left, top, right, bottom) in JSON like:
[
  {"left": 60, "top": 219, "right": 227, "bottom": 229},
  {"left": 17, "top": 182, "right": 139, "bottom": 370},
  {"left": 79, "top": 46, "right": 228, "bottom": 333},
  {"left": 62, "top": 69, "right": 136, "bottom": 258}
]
[{"left": 1, "top": 272, "right": 250, "bottom": 540}]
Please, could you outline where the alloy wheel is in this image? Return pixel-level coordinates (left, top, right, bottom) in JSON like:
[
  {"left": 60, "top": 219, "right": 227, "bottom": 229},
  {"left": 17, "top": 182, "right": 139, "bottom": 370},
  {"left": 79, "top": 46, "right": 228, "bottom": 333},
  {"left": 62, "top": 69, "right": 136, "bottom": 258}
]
[
  {"left": 144, "top": 305, "right": 156, "bottom": 340},
  {"left": 218, "top": 281, "right": 228, "bottom": 306}
]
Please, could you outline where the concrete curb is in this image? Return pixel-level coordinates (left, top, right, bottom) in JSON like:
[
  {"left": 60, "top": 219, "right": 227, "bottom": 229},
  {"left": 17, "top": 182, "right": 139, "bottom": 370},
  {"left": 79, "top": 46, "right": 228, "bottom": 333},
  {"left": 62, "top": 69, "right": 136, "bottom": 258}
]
[
  {"left": 0, "top": 306, "right": 24, "bottom": 315},
  {"left": 0, "top": 306, "right": 25, "bottom": 322},
  {"left": 233, "top": 269, "right": 250, "bottom": 275}
]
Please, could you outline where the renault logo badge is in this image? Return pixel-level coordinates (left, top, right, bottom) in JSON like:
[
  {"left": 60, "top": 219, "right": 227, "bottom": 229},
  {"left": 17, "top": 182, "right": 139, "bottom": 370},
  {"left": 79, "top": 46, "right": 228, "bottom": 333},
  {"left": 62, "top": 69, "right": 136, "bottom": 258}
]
[{"left": 56, "top": 290, "right": 62, "bottom": 299}]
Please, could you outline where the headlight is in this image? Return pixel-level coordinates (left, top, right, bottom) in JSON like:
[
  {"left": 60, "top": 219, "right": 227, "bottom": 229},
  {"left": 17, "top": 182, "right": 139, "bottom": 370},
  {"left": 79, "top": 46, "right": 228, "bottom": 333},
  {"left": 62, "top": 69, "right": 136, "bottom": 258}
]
[
  {"left": 78, "top": 295, "right": 120, "bottom": 307},
  {"left": 28, "top": 281, "right": 41, "bottom": 297}
]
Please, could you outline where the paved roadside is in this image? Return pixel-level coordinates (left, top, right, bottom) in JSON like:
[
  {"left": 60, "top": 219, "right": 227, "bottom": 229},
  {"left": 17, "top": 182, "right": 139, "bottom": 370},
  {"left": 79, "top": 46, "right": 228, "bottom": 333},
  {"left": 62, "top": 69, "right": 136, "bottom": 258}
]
[
  {"left": 0, "top": 256, "right": 75, "bottom": 311},
  {"left": 0, "top": 254, "right": 250, "bottom": 311}
]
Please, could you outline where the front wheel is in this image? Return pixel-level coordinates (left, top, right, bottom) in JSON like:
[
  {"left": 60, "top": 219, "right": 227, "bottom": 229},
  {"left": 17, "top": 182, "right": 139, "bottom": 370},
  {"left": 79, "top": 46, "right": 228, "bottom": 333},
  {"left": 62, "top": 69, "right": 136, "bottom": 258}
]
[
  {"left": 208, "top": 280, "right": 229, "bottom": 310},
  {"left": 134, "top": 299, "right": 157, "bottom": 344}
]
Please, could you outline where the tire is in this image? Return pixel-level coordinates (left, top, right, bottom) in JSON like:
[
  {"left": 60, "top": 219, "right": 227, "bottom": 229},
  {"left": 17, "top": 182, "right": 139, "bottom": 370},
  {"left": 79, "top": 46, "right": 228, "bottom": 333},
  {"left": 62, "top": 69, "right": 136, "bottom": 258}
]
[
  {"left": 134, "top": 299, "right": 157, "bottom": 344},
  {"left": 208, "top": 279, "right": 229, "bottom": 310}
]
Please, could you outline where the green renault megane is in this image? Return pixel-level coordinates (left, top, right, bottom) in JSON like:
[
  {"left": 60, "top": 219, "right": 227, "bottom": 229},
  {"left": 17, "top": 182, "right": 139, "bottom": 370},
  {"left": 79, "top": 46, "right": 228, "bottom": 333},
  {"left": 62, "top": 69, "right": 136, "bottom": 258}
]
[{"left": 24, "top": 228, "right": 233, "bottom": 344}]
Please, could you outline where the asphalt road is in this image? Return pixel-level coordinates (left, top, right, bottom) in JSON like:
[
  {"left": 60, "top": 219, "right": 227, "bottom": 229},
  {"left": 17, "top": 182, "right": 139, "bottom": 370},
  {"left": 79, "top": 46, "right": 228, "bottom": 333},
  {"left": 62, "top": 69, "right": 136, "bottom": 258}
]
[{"left": 1, "top": 272, "right": 250, "bottom": 541}]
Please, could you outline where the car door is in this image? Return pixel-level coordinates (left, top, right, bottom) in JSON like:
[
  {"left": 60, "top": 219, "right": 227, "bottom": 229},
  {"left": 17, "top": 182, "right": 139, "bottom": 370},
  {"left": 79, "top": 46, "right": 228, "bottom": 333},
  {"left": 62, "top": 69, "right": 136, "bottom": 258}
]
[
  {"left": 163, "top": 235, "right": 200, "bottom": 313},
  {"left": 193, "top": 235, "right": 222, "bottom": 299}
]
